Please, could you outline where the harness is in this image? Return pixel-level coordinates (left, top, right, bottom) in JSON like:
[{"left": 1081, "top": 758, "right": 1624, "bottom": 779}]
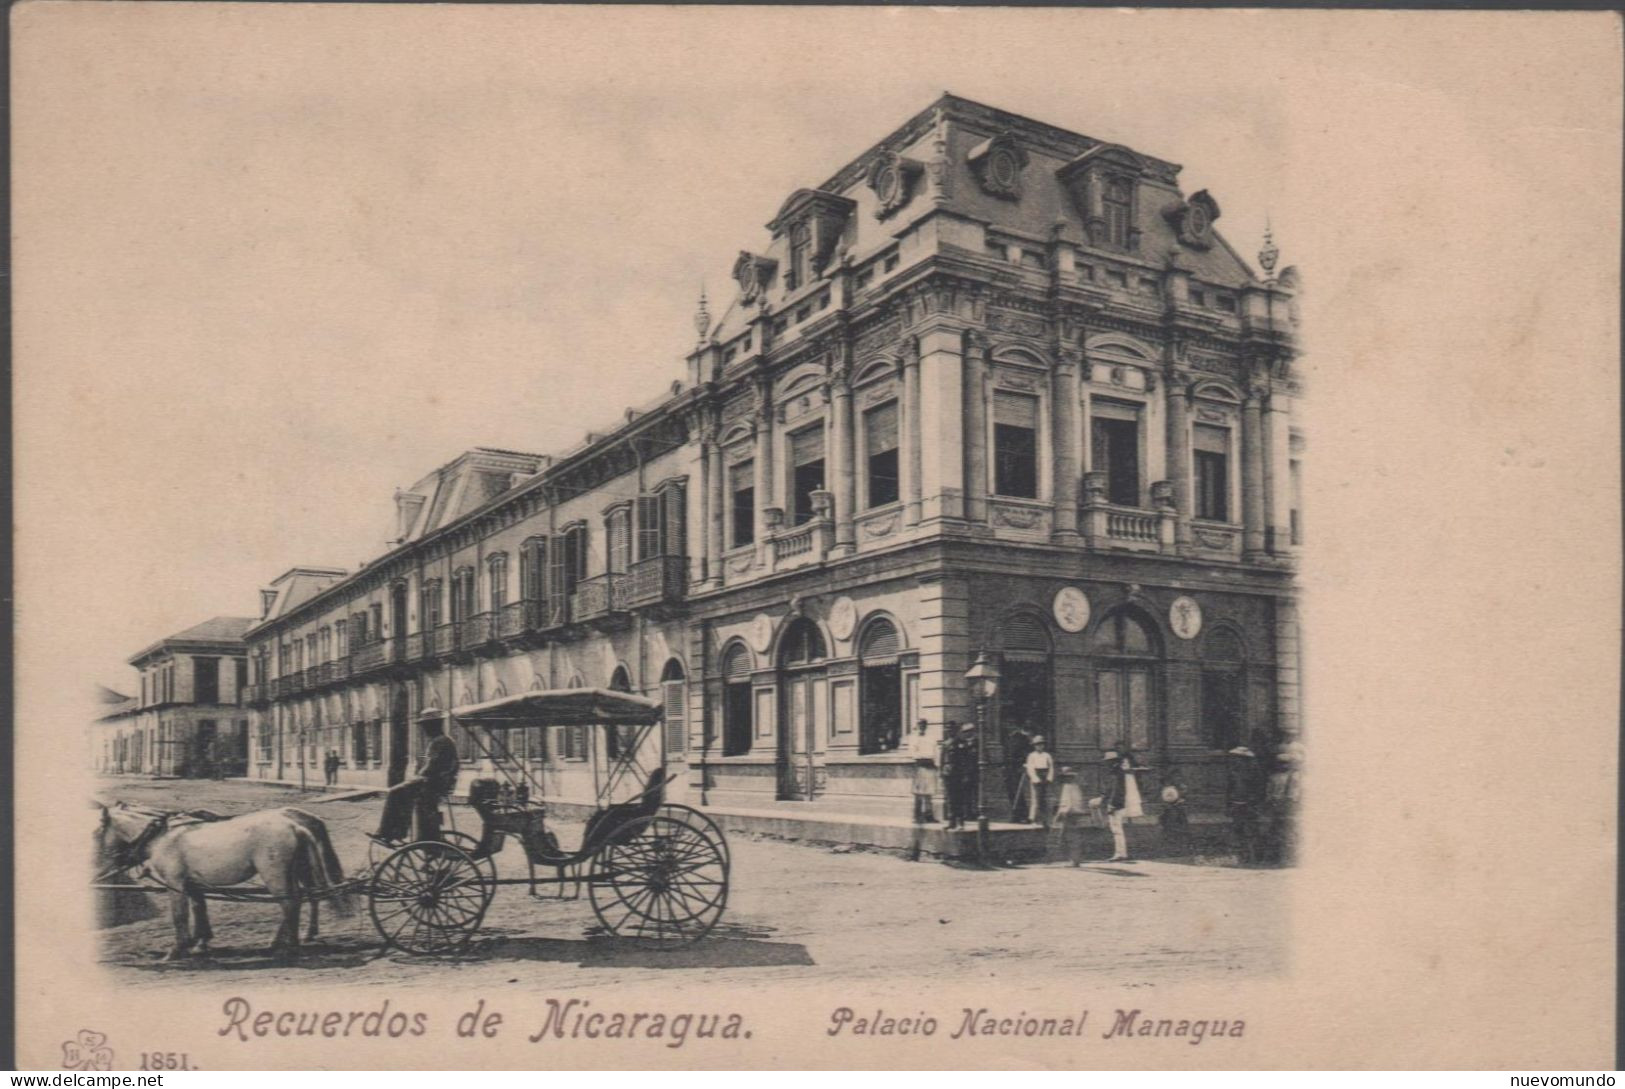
[{"left": 97, "top": 812, "right": 170, "bottom": 883}]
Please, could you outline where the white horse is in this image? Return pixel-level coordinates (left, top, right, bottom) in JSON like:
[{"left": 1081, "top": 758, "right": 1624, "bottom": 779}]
[{"left": 96, "top": 803, "right": 353, "bottom": 960}]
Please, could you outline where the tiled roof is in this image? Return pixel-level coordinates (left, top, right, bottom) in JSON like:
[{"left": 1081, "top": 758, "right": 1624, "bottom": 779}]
[{"left": 166, "top": 616, "right": 256, "bottom": 643}]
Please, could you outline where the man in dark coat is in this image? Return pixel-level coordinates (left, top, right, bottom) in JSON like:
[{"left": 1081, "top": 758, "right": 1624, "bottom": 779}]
[
  {"left": 942, "top": 722, "right": 979, "bottom": 830},
  {"left": 1225, "top": 745, "right": 1267, "bottom": 863},
  {"left": 373, "top": 716, "right": 461, "bottom": 842}
]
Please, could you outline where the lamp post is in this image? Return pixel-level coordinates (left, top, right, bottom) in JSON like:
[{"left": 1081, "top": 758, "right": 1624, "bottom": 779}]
[{"left": 964, "top": 651, "right": 1001, "bottom": 866}]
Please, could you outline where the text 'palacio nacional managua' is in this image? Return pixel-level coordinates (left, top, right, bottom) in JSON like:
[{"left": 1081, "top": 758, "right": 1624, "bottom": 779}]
[{"left": 233, "top": 95, "right": 1303, "bottom": 827}]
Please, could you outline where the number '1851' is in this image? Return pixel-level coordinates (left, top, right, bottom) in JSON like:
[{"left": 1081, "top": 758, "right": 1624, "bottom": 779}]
[{"left": 140, "top": 1052, "right": 197, "bottom": 1070}]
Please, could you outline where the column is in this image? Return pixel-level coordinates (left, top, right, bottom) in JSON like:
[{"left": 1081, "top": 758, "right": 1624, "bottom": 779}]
[
  {"left": 961, "top": 333, "right": 987, "bottom": 523},
  {"left": 1241, "top": 386, "right": 1266, "bottom": 557},
  {"left": 703, "top": 431, "right": 723, "bottom": 586},
  {"left": 1052, "top": 350, "right": 1082, "bottom": 542},
  {"left": 1266, "top": 387, "right": 1293, "bottom": 555},
  {"left": 1165, "top": 374, "right": 1192, "bottom": 549},
  {"left": 903, "top": 341, "right": 923, "bottom": 526},
  {"left": 754, "top": 409, "right": 774, "bottom": 568},
  {"left": 916, "top": 323, "right": 967, "bottom": 523},
  {"left": 1274, "top": 596, "right": 1302, "bottom": 738},
  {"left": 830, "top": 372, "right": 855, "bottom": 553}
]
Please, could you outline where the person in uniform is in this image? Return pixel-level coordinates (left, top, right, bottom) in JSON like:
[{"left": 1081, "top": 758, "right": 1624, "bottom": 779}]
[
  {"left": 373, "top": 716, "right": 461, "bottom": 843},
  {"left": 942, "top": 722, "right": 979, "bottom": 830}
]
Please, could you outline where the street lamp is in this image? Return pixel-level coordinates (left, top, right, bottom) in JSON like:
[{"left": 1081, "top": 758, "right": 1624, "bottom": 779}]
[{"left": 964, "top": 651, "right": 1001, "bottom": 865}]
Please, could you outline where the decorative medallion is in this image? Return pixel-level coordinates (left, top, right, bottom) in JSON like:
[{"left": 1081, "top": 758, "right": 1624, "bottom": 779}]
[
  {"left": 749, "top": 613, "right": 774, "bottom": 654},
  {"left": 1164, "top": 190, "right": 1221, "bottom": 250},
  {"left": 828, "top": 596, "right": 858, "bottom": 642},
  {"left": 862, "top": 514, "right": 899, "bottom": 539},
  {"left": 1052, "top": 586, "right": 1092, "bottom": 634},
  {"left": 993, "top": 504, "right": 1042, "bottom": 529},
  {"left": 967, "top": 132, "right": 1029, "bottom": 200},
  {"left": 1169, "top": 596, "right": 1203, "bottom": 640},
  {"left": 867, "top": 151, "right": 924, "bottom": 219},
  {"left": 732, "top": 251, "right": 777, "bottom": 303}
]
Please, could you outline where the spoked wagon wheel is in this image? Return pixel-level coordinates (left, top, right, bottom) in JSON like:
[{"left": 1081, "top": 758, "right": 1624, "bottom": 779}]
[
  {"left": 440, "top": 831, "right": 498, "bottom": 885},
  {"left": 368, "top": 841, "right": 493, "bottom": 955},
  {"left": 655, "top": 804, "right": 731, "bottom": 872},
  {"left": 588, "top": 813, "right": 728, "bottom": 947}
]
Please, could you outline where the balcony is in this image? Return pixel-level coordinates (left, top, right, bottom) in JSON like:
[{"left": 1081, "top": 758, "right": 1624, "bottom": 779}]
[
  {"left": 352, "top": 638, "right": 392, "bottom": 674},
  {"left": 432, "top": 624, "right": 458, "bottom": 658},
  {"left": 460, "top": 612, "right": 496, "bottom": 652},
  {"left": 1081, "top": 473, "right": 1175, "bottom": 554},
  {"left": 332, "top": 656, "right": 351, "bottom": 684},
  {"left": 625, "top": 555, "right": 687, "bottom": 608},
  {"left": 403, "top": 631, "right": 427, "bottom": 663},
  {"left": 244, "top": 682, "right": 268, "bottom": 706},
  {"left": 571, "top": 573, "right": 630, "bottom": 623},
  {"left": 497, "top": 600, "right": 545, "bottom": 640},
  {"left": 317, "top": 662, "right": 337, "bottom": 686}
]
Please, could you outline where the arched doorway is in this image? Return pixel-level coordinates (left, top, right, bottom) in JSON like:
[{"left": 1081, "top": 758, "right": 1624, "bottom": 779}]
[
  {"left": 606, "top": 665, "right": 633, "bottom": 759},
  {"left": 720, "top": 643, "right": 753, "bottom": 756},
  {"left": 858, "top": 616, "right": 904, "bottom": 755},
  {"left": 777, "top": 617, "right": 827, "bottom": 800},
  {"left": 1090, "top": 608, "right": 1162, "bottom": 754},
  {"left": 1199, "top": 627, "right": 1247, "bottom": 750}
]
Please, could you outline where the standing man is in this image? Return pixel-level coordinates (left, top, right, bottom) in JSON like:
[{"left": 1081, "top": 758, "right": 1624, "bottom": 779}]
[
  {"left": 1024, "top": 735, "right": 1056, "bottom": 827},
  {"left": 907, "top": 719, "right": 940, "bottom": 826},
  {"left": 372, "top": 715, "right": 460, "bottom": 843},
  {"left": 1225, "top": 745, "right": 1266, "bottom": 863},
  {"left": 942, "top": 722, "right": 978, "bottom": 830},
  {"left": 1003, "top": 727, "right": 1032, "bottom": 822},
  {"left": 1101, "top": 748, "right": 1132, "bottom": 862}
]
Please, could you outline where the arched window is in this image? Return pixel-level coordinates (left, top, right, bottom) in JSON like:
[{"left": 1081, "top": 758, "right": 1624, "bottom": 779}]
[
  {"left": 1090, "top": 608, "right": 1161, "bottom": 752},
  {"left": 721, "top": 643, "right": 753, "bottom": 756},
  {"left": 997, "top": 612, "right": 1053, "bottom": 753},
  {"left": 778, "top": 618, "right": 827, "bottom": 667},
  {"left": 859, "top": 617, "right": 903, "bottom": 754},
  {"left": 661, "top": 659, "right": 687, "bottom": 756},
  {"left": 1200, "top": 627, "right": 1246, "bottom": 750}
]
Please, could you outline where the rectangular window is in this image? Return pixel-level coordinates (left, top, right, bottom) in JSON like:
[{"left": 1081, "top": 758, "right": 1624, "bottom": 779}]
[
  {"left": 1091, "top": 403, "right": 1142, "bottom": 507},
  {"left": 420, "top": 584, "right": 441, "bottom": 631},
  {"left": 607, "top": 508, "right": 631, "bottom": 574},
  {"left": 520, "top": 539, "right": 548, "bottom": 611},
  {"left": 369, "top": 603, "right": 383, "bottom": 640},
  {"left": 864, "top": 401, "right": 900, "bottom": 508},
  {"left": 1193, "top": 423, "right": 1231, "bottom": 521},
  {"left": 789, "top": 425, "right": 826, "bottom": 525},
  {"left": 194, "top": 658, "right": 219, "bottom": 704},
  {"left": 1190, "top": 288, "right": 1207, "bottom": 307},
  {"left": 663, "top": 678, "right": 686, "bottom": 755},
  {"left": 235, "top": 659, "right": 247, "bottom": 704},
  {"left": 489, "top": 558, "right": 507, "bottom": 612},
  {"left": 993, "top": 390, "right": 1039, "bottom": 499},
  {"left": 729, "top": 461, "right": 755, "bottom": 547},
  {"left": 663, "top": 483, "right": 686, "bottom": 558},
  {"left": 636, "top": 495, "right": 662, "bottom": 560}
]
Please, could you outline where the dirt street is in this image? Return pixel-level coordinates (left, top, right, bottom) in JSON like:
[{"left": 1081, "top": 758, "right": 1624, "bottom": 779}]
[{"left": 94, "top": 777, "right": 1287, "bottom": 993}]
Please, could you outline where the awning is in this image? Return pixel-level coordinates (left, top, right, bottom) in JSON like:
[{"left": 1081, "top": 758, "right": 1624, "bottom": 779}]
[{"left": 450, "top": 687, "right": 663, "bottom": 731}]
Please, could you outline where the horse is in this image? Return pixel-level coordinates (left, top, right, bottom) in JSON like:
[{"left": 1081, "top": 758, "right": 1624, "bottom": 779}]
[{"left": 95, "top": 803, "right": 353, "bottom": 960}]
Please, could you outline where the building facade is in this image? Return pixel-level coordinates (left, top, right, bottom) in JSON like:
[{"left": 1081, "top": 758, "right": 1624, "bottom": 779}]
[
  {"left": 241, "top": 94, "right": 1302, "bottom": 816},
  {"left": 92, "top": 618, "right": 254, "bottom": 777}
]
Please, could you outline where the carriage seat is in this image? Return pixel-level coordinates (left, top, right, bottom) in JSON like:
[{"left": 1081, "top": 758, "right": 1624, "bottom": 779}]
[{"left": 579, "top": 768, "right": 671, "bottom": 853}]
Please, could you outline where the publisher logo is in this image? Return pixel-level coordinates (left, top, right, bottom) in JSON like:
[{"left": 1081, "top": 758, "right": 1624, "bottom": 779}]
[{"left": 61, "top": 1030, "right": 114, "bottom": 1071}]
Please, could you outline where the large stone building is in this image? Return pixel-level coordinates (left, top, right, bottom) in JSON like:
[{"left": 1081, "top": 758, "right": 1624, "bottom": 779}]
[
  {"left": 241, "top": 94, "right": 1302, "bottom": 819},
  {"left": 92, "top": 617, "right": 255, "bottom": 777}
]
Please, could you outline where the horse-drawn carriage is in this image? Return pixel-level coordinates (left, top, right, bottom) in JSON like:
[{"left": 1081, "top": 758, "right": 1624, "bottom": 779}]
[{"left": 95, "top": 688, "right": 730, "bottom": 959}]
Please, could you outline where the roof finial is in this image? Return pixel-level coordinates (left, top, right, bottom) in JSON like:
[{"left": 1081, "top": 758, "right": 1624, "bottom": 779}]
[
  {"left": 1258, "top": 217, "right": 1279, "bottom": 278},
  {"left": 693, "top": 283, "right": 711, "bottom": 345}
]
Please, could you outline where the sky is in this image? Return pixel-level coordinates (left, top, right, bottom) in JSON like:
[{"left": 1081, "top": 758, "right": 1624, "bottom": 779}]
[{"left": 15, "top": 6, "right": 1620, "bottom": 711}]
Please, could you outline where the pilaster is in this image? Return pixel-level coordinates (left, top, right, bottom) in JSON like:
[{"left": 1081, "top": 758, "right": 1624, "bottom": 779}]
[
  {"left": 914, "top": 318, "right": 969, "bottom": 523},
  {"left": 1241, "top": 380, "right": 1267, "bottom": 559}
]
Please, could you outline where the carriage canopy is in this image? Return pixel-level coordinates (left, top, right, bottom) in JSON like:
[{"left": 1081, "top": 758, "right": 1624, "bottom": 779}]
[{"left": 448, "top": 687, "right": 663, "bottom": 730}]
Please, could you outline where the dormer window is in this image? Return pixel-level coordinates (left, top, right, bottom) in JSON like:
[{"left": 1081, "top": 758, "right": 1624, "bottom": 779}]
[
  {"left": 1104, "top": 178, "right": 1133, "bottom": 248},
  {"left": 788, "top": 223, "right": 812, "bottom": 292}
]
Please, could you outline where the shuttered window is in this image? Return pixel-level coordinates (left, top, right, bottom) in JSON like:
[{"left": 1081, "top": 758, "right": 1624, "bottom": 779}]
[
  {"left": 663, "top": 483, "right": 686, "bottom": 558},
  {"left": 729, "top": 462, "right": 755, "bottom": 547},
  {"left": 661, "top": 660, "right": 686, "bottom": 756},
  {"left": 606, "top": 508, "right": 630, "bottom": 574},
  {"left": 859, "top": 618, "right": 901, "bottom": 663},
  {"left": 637, "top": 495, "right": 662, "bottom": 560},
  {"left": 1194, "top": 424, "right": 1230, "bottom": 521},
  {"left": 721, "top": 644, "right": 753, "bottom": 756}
]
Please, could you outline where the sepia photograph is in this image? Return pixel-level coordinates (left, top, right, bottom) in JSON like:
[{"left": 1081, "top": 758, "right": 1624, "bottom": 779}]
[{"left": 12, "top": 4, "right": 1620, "bottom": 1071}]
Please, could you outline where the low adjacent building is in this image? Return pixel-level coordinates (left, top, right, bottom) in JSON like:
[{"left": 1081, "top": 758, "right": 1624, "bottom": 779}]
[{"left": 93, "top": 617, "right": 255, "bottom": 777}]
